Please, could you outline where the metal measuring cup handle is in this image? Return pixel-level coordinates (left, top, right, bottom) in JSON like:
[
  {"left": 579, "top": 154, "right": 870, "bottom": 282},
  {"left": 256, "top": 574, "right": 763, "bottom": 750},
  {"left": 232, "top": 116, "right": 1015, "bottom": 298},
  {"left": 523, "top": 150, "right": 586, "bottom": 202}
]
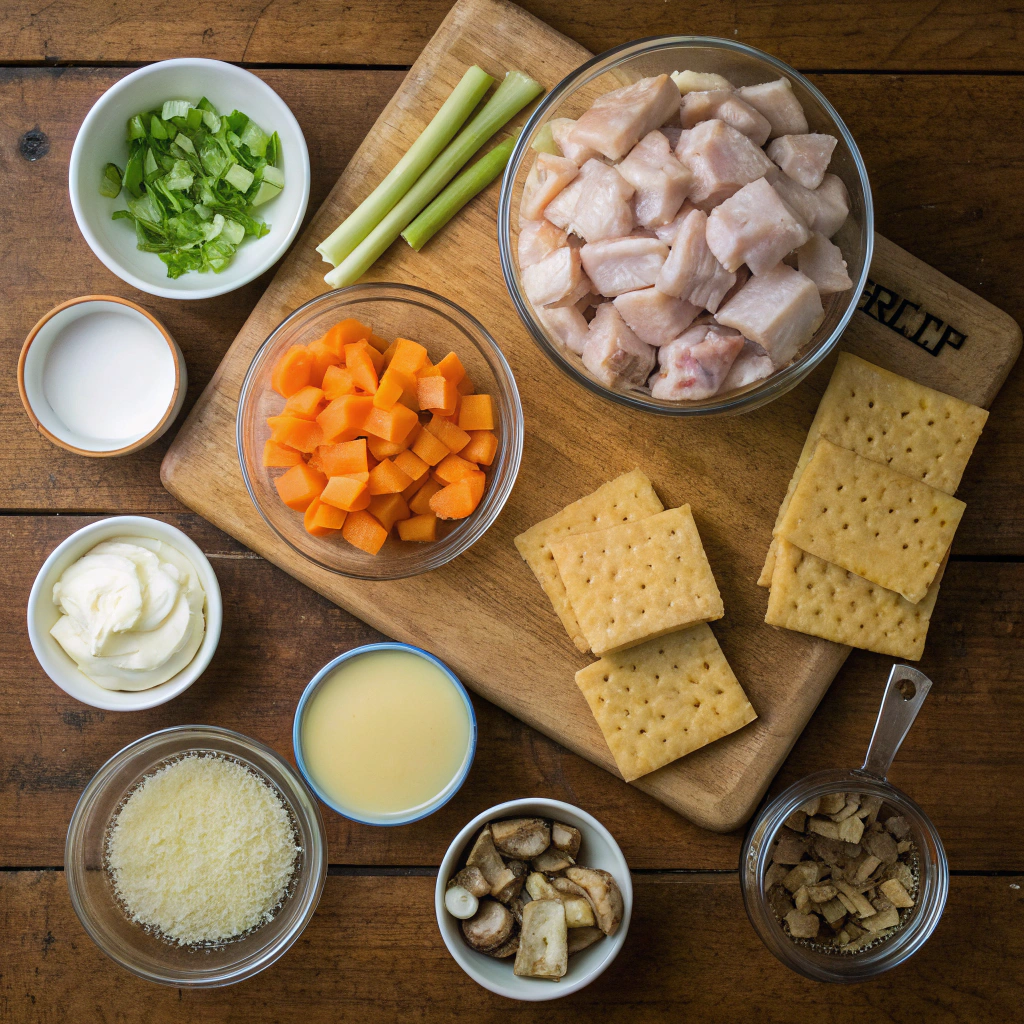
[{"left": 857, "top": 664, "right": 933, "bottom": 781}]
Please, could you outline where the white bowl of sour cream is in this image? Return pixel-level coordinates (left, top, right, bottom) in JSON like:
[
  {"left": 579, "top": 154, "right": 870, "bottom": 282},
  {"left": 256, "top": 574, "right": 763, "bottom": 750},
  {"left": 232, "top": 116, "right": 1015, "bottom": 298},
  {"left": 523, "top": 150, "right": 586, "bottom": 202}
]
[{"left": 27, "top": 516, "right": 222, "bottom": 710}]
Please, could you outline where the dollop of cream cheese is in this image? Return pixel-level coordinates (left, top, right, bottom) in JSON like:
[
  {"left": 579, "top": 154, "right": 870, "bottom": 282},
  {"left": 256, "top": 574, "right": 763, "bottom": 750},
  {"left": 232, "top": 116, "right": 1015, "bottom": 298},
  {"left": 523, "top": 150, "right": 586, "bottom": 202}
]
[{"left": 50, "top": 536, "right": 206, "bottom": 691}]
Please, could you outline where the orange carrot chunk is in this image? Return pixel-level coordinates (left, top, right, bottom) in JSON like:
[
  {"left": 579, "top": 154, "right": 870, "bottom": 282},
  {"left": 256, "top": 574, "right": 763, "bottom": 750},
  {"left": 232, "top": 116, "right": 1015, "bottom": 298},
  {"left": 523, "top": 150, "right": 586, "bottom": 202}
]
[
  {"left": 317, "top": 395, "right": 373, "bottom": 443},
  {"left": 307, "top": 449, "right": 325, "bottom": 473},
  {"left": 311, "top": 499, "right": 348, "bottom": 532},
  {"left": 359, "top": 339, "right": 385, "bottom": 374},
  {"left": 367, "top": 492, "right": 411, "bottom": 533},
  {"left": 262, "top": 439, "right": 304, "bottom": 468},
  {"left": 268, "top": 415, "right": 324, "bottom": 453},
  {"left": 367, "top": 332, "right": 390, "bottom": 354},
  {"left": 343, "top": 510, "right": 388, "bottom": 555},
  {"left": 434, "top": 452, "right": 480, "bottom": 485},
  {"left": 398, "top": 513, "right": 438, "bottom": 542},
  {"left": 283, "top": 385, "right": 326, "bottom": 420},
  {"left": 429, "top": 471, "right": 485, "bottom": 520},
  {"left": 411, "top": 427, "right": 451, "bottom": 466},
  {"left": 461, "top": 429, "right": 498, "bottom": 466},
  {"left": 402, "top": 474, "right": 427, "bottom": 501},
  {"left": 432, "top": 352, "right": 467, "bottom": 385},
  {"left": 322, "top": 318, "right": 372, "bottom": 356},
  {"left": 304, "top": 497, "right": 338, "bottom": 537},
  {"left": 271, "top": 345, "right": 313, "bottom": 397},
  {"left": 373, "top": 375, "right": 404, "bottom": 410},
  {"left": 321, "top": 474, "right": 370, "bottom": 512},
  {"left": 409, "top": 478, "right": 443, "bottom": 515},
  {"left": 363, "top": 403, "right": 419, "bottom": 445},
  {"left": 393, "top": 449, "right": 429, "bottom": 484},
  {"left": 367, "top": 435, "right": 407, "bottom": 461},
  {"left": 389, "top": 338, "right": 430, "bottom": 377},
  {"left": 344, "top": 343, "right": 379, "bottom": 394},
  {"left": 318, "top": 438, "right": 368, "bottom": 477},
  {"left": 424, "top": 413, "right": 471, "bottom": 453},
  {"left": 416, "top": 375, "right": 459, "bottom": 413},
  {"left": 458, "top": 394, "right": 495, "bottom": 431},
  {"left": 275, "top": 463, "right": 326, "bottom": 512},
  {"left": 368, "top": 458, "right": 413, "bottom": 495},
  {"left": 322, "top": 364, "right": 356, "bottom": 400},
  {"left": 307, "top": 338, "right": 342, "bottom": 387}
]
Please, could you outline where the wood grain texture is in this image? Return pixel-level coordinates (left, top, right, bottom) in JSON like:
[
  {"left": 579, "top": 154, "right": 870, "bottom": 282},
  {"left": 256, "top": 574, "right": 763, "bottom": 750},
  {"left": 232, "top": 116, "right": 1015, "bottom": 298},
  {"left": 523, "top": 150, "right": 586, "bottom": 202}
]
[
  {"left": 1, "top": 0, "right": 1022, "bottom": 71},
  {"left": 3, "top": 871, "right": 1023, "bottom": 1023},
  {"left": 160, "top": 0, "right": 1020, "bottom": 831}
]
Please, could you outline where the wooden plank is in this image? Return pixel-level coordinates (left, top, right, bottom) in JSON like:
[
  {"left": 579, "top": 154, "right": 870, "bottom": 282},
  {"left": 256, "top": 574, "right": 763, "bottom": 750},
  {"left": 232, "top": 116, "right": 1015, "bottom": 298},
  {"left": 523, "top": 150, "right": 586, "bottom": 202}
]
[
  {"left": 1, "top": 0, "right": 1022, "bottom": 71},
  {"left": 4, "top": 516, "right": 1022, "bottom": 870},
  {"left": 2, "top": 871, "right": 1022, "bottom": 1021},
  {"left": 159, "top": 0, "right": 1020, "bottom": 832}
]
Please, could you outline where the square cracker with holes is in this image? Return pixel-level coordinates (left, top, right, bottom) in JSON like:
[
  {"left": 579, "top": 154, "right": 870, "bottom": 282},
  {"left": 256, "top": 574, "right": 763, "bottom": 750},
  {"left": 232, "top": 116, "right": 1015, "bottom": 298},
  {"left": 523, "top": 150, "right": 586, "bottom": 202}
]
[
  {"left": 575, "top": 624, "right": 756, "bottom": 781},
  {"left": 514, "top": 469, "right": 664, "bottom": 652},
  {"left": 765, "top": 540, "right": 944, "bottom": 660},
  {"left": 778, "top": 438, "right": 965, "bottom": 603},
  {"left": 549, "top": 504, "right": 723, "bottom": 656},
  {"left": 758, "top": 353, "right": 988, "bottom": 587}
]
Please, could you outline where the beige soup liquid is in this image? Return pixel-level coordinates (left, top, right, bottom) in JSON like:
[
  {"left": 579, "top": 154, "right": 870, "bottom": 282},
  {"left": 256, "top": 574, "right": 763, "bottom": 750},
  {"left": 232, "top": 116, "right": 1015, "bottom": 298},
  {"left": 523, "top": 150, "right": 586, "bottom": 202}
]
[{"left": 300, "top": 650, "right": 472, "bottom": 819}]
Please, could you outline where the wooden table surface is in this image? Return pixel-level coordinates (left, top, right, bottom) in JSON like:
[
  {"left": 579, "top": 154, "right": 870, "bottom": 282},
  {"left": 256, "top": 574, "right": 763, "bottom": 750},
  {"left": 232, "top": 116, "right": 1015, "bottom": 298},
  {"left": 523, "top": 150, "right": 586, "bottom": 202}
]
[{"left": 2, "top": 3, "right": 1022, "bottom": 1021}]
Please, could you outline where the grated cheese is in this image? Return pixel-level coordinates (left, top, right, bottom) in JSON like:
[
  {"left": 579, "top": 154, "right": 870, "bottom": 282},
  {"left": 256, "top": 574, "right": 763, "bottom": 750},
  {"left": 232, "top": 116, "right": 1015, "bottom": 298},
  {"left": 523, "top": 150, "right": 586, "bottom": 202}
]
[{"left": 106, "top": 754, "right": 299, "bottom": 945}]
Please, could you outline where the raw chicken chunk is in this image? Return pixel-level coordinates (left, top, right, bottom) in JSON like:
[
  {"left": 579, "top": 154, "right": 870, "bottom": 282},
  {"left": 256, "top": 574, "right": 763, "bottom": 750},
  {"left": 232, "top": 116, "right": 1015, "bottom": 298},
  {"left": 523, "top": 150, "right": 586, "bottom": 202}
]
[
  {"left": 772, "top": 172, "right": 850, "bottom": 237},
  {"left": 706, "top": 177, "right": 811, "bottom": 275},
  {"left": 542, "top": 164, "right": 592, "bottom": 233},
  {"left": 571, "top": 159, "right": 636, "bottom": 242},
  {"left": 616, "top": 131, "right": 693, "bottom": 228},
  {"left": 675, "top": 119, "right": 775, "bottom": 209},
  {"left": 580, "top": 236, "right": 669, "bottom": 296},
  {"left": 568, "top": 74, "right": 681, "bottom": 161},
  {"left": 656, "top": 208, "right": 736, "bottom": 313},
  {"left": 548, "top": 270, "right": 594, "bottom": 309},
  {"left": 520, "top": 153, "right": 580, "bottom": 220},
  {"left": 661, "top": 123, "right": 683, "bottom": 149},
  {"left": 797, "top": 232, "right": 853, "bottom": 294},
  {"left": 549, "top": 117, "right": 601, "bottom": 166},
  {"left": 680, "top": 90, "right": 771, "bottom": 146},
  {"left": 582, "top": 302, "right": 656, "bottom": 387},
  {"left": 672, "top": 69, "right": 735, "bottom": 94},
  {"left": 720, "top": 338, "right": 774, "bottom": 392},
  {"left": 537, "top": 304, "right": 591, "bottom": 355},
  {"left": 719, "top": 264, "right": 751, "bottom": 307},
  {"left": 518, "top": 219, "right": 568, "bottom": 268},
  {"left": 716, "top": 263, "right": 824, "bottom": 367},
  {"left": 521, "top": 246, "right": 585, "bottom": 308},
  {"left": 650, "top": 325, "right": 745, "bottom": 400},
  {"left": 735, "top": 78, "right": 809, "bottom": 138},
  {"left": 612, "top": 286, "right": 700, "bottom": 345},
  {"left": 652, "top": 201, "right": 697, "bottom": 243},
  {"left": 766, "top": 133, "right": 837, "bottom": 190}
]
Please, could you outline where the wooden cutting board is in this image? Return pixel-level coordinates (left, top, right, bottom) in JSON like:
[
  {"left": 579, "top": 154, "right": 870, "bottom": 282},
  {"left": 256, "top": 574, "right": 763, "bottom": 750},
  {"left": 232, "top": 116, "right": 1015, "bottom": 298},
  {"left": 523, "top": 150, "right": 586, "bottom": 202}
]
[{"left": 162, "top": 0, "right": 1021, "bottom": 831}]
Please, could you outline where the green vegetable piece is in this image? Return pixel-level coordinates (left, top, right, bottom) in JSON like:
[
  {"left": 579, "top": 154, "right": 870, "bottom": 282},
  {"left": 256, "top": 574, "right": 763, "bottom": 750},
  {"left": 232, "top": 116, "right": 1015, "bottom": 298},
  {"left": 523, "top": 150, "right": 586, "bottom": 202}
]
[
  {"left": 226, "top": 110, "right": 248, "bottom": 134},
  {"left": 143, "top": 147, "right": 159, "bottom": 179},
  {"left": 261, "top": 165, "right": 284, "bottom": 189},
  {"left": 127, "top": 192, "right": 163, "bottom": 225},
  {"left": 164, "top": 159, "right": 195, "bottom": 191},
  {"left": 250, "top": 180, "right": 282, "bottom": 207},
  {"left": 220, "top": 218, "right": 245, "bottom": 245},
  {"left": 530, "top": 123, "right": 560, "bottom": 155},
  {"left": 201, "top": 109, "right": 221, "bottom": 133},
  {"left": 150, "top": 115, "right": 169, "bottom": 140},
  {"left": 161, "top": 99, "right": 192, "bottom": 121},
  {"left": 173, "top": 132, "right": 196, "bottom": 155},
  {"left": 224, "top": 163, "right": 254, "bottom": 192},
  {"left": 99, "top": 163, "right": 123, "bottom": 198},
  {"left": 127, "top": 114, "right": 147, "bottom": 141},
  {"left": 122, "top": 148, "right": 145, "bottom": 198},
  {"left": 197, "top": 96, "right": 216, "bottom": 113},
  {"left": 265, "top": 131, "right": 280, "bottom": 166},
  {"left": 239, "top": 118, "right": 270, "bottom": 158},
  {"left": 186, "top": 106, "right": 203, "bottom": 130}
]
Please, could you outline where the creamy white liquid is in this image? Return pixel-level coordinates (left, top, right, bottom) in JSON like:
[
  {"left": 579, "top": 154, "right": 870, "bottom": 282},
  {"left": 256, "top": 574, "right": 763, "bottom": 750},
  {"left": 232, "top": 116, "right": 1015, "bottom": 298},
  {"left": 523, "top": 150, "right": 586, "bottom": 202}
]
[{"left": 42, "top": 311, "right": 174, "bottom": 441}]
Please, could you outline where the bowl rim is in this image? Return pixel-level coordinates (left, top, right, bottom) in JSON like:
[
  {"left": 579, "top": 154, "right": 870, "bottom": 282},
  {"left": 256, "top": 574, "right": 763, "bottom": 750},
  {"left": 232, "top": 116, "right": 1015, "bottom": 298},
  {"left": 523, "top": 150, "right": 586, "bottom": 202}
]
[
  {"left": 26, "top": 515, "right": 223, "bottom": 711},
  {"left": 435, "top": 796, "right": 633, "bottom": 1001},
  {"left": 68, "top": 57, "right": 311, "bottom": 300},
  {"left": 498, "top": 33, "right": 875, "bottom": 417},
  {"left": 18, "top": 295, "right": 183, "bottom": 457},
  {"left": 292, "top": 642, "right": 478, "bottom": 826},
  {"left": 64, "top": 724, "right": 327, "bottom": 987},
  {"left": 236, "top": 281, "right": 524, "bottom": 580}
]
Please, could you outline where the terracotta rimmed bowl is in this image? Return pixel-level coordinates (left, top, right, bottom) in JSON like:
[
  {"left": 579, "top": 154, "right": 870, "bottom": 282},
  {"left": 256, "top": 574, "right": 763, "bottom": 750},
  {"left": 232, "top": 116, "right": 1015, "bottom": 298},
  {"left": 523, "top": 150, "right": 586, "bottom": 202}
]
[{"left": 19, "top": 295, "right": 186, "bottom": 457}]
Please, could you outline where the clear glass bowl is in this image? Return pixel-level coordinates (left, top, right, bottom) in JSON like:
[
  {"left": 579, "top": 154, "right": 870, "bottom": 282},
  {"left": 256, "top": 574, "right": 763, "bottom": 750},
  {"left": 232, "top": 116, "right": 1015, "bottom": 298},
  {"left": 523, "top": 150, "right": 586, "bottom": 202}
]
[
  {"left": 498, "top": 36, "right": 874, "bottom": 417},
  {"left": 237, "top": 283, "right": 524, "bottom": 580},
  {"left": 65, "top": 726, "right": 327, "bottom": 987}
]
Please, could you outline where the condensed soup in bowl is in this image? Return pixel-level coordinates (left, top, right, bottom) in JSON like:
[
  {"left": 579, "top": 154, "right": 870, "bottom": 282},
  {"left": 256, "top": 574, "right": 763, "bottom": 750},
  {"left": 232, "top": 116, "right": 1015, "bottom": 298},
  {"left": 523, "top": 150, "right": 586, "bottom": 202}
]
[{"left": 293, "top": 643, "right": 476, "bottom": 825}]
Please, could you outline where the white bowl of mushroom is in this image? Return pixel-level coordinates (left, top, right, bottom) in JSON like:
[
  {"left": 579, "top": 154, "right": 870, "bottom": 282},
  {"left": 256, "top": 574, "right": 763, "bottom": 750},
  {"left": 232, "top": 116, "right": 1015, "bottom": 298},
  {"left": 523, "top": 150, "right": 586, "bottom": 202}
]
[{"left": 435, "top": 798, "right": 632, "bottom": 1001}]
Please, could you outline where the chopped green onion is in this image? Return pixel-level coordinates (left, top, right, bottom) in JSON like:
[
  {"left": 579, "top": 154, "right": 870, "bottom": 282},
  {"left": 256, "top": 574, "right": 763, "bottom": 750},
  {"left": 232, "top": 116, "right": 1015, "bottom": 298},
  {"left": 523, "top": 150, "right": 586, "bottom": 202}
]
[
  {"left": 324, "top": 70, "right": 543, "bottom": 289},
  {"left": 317, "top": 64, "right": 495, "bottom": 268},
  {"left": 99, "top": 163, "right": 122, "bottom": 198},
  {"left": 224, "top": 163, "right": 254, "bottom": 192},
  {"left": 530, "top": 123, "right": 559, "bottom": 154},
  {"left": 401, "top": 134, "right": 517, "bottom": 251},
  {"left": 161, "top": 99, "right": 192, "bottom": 121}
]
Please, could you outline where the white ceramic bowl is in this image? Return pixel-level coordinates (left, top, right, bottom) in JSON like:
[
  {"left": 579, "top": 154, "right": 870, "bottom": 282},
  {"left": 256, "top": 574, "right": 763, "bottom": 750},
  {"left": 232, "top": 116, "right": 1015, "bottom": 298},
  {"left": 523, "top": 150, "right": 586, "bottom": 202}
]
[
  {"left": 27, "top": 516, "right": 222, "bottom": 711},
  {"left": 69, "top": 58, "right": 310, "bottom": 299},
  {"left": 435, "top": 798, "right": 632, "bottom": 1001}
]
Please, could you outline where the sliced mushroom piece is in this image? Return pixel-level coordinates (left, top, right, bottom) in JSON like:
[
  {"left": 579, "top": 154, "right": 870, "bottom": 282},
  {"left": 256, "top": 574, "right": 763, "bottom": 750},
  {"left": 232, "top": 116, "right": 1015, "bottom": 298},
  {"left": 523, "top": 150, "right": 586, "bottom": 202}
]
[
  {"left": 508, "top": 893, "right": 529, "bottom": 926},
  {"left": 532, "top": 847, "right": 575, "bottom": 874},
  {"left": 491, "top": 818, "right": 552, "bottom": 860},
  {"left": 487, "top": 932, "right": 521, "bottom": 959},
  {"left": 461, "top": 898, "right": 515, "bottom": 953},
  {"left": 466, "top": 826, "right": 517, "bottom": 898},
  {"left": 525, "top": 871, "right": 561, "bottom": 902},
  {"left": 444, "top": 885, "right": 480, "bottom": 920},
  {"left": 449, "top": 865, "right": 490, "bottom": 899},
  {"left": 550, "top": 877, "right": 597, "bottom": 928},
  {"left": 567, "top": 925, "right": 605, "bottom": 956},
  {"left": 565, "top": 867, "right": 624, "bottom": 936},
  {"left": 494, "top": 859, "right": 528, "bottom": 904},
  {"left": 551, "top": 821, "right": 582, "bottom": 858},
  {"left": 513, "top": 899, "right": 568, "bottom": 980}
]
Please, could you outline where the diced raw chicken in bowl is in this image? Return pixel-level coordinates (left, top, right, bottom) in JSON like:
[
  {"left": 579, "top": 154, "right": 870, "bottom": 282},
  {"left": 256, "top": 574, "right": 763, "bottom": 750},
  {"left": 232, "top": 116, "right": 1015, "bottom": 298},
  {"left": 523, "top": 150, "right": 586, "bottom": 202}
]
[{"left": 512, "top": 64, "right": 860, "bottom": 407}]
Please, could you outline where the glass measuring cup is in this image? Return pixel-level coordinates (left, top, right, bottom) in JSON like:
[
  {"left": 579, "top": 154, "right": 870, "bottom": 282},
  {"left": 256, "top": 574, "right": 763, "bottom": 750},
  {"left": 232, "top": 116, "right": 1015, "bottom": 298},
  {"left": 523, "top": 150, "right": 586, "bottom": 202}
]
[{"left": 741, "top": 665, "right": 949, "bottom": 982}]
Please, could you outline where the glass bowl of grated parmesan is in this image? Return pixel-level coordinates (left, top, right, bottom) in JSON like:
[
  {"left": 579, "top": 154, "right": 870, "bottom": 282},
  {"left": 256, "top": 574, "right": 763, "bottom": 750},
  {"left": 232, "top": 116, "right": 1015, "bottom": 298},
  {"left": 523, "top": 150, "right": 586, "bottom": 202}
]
[{"left": 65, "top": 725, "right": 326, "bottom": 986}]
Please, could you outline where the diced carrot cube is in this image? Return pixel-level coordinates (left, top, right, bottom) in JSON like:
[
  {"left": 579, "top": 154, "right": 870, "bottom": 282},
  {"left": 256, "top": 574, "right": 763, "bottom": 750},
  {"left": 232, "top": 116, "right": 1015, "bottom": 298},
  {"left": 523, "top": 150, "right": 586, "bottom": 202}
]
[
  {"left": 311, "top": 498, "right": 348, "bottom": 532},
  {"left": 307, "top": 338, "right": 341, "bottom": 387},
  {"left": 381, "top": 338, "right": 400, "bottom": 369},
  {"left": 367, "top": 435, "right": 406, "bottom": 461},
  {"left": 409, "top": 478, "right": 443, "bottom": 515},
  {"left": 304, "top": 497, "right": 338, "bottom": 536},
  {"left": 390, "top": 338, "right": 429, "bottom": 376},
  {"left": 283, "top": 385, "right": 325, "bottom": 420},
  {"left": 318, "top": 439, "right": 368, "bottom": 476},
  {"left": 367, "top": 492, "right": 411, "bottom": 533},
  {"left": 434, "top": 452, "right": 479, "bottom": 485},
  {"left": 321, "top": 474, "right": 370, "bottom": 512},
  {"left": 262, "top": 439, "right": 304, "bottom": 468},
  {"left": 317, "top": 395, "right": 373, "bottom": 442},
  {"left": 275, "top": 463, "right": 326, "bottom": 511},
  {"left": 398, "top": 513, "right": 437, "bottom": 542},
  {"left": 402, "top": 475, "right": 427, "bottom": 501},
  {"left": 411, "top": 428, "right": 450, "bottom": 466},
  {"left": 458, "top": 394, "right": 494, "bottom": 431},
  {"left": 461, "top": 430, "right": 498, "bottom": 466},
  {"left": 433, "top": 352, "right": 467, "bottom": 384},
  {"left": 429, "top": 471, "right": 485, "bottom": 520},
  {"left": 271, "top": 345, "right": 313, "bottom": 398},
  {"left": 373, "top": 375, "right": 404, "bottom": 410},
  {"left": 322, "top": 364, "right": 356, "bottom": 400},
  {"left": 363, "top": 403, "right": 419, "bottom": 445},
  {"left": 393, "top": 449, "right": 429, "bottom": 484},
  {"left": 380, "top": 365, "right": 416, "bottom": 395},
  {"left": 368, "top": 458, "right": 413, "bottom": 495},
  {"left": 367, "top": 332, "right": 390, "bottom": 354},
  {"left": 424, "top": 413, "right": 470, "bottom": 453},
  {"left": 345, "top": 343, "right": 379, "bottom": 394},
  {"left": 416, "top": 375, "right": 459, "bottom": 413},
  {"left": 342, "top": 510, "right": 388, "bottom": 555},
  {"left": 457, "top": 375, "right": 475, "bottom": 396},
  {"left": 360, "top": 340, "right": 385, "bottom": 374},
  {"left": 322, "top": 318, "right": 372, "bottom": 356},
  {"left": 307, "top": 449, "right": 324, "bottom": 473},
  {"left": 268, "top": 415, "right": 324, "bottom": 453}
]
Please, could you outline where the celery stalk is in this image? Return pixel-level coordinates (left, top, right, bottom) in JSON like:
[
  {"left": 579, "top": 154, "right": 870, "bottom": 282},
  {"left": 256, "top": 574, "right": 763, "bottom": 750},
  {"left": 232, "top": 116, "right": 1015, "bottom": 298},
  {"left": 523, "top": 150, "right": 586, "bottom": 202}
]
[
  {"left": 401, "top": 134, "right": 517, "bottom": 251},
  {"left": 325, "top": 71, "right": 543, "bottom": 288},
  {"left": 316, "top": 65, "right": 495, "bottom": 267}
]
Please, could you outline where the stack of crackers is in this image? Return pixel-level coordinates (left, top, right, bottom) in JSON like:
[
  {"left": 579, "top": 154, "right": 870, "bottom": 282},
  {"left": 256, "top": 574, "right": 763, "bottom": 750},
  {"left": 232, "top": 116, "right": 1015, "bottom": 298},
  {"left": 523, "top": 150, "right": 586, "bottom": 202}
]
[
  {"left": 760, "top": 353, "right": 988, "bottom": 659},
  {"left": 515, "top": 470, "right": 756, "bottom": 783}
]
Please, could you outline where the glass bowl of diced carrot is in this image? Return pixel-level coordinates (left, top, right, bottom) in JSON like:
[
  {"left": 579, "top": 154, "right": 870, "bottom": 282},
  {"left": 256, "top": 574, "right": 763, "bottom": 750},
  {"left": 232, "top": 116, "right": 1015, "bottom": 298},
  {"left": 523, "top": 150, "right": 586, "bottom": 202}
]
[{"left": 237, "top": 283, "right": 523, "bottom": 580}]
